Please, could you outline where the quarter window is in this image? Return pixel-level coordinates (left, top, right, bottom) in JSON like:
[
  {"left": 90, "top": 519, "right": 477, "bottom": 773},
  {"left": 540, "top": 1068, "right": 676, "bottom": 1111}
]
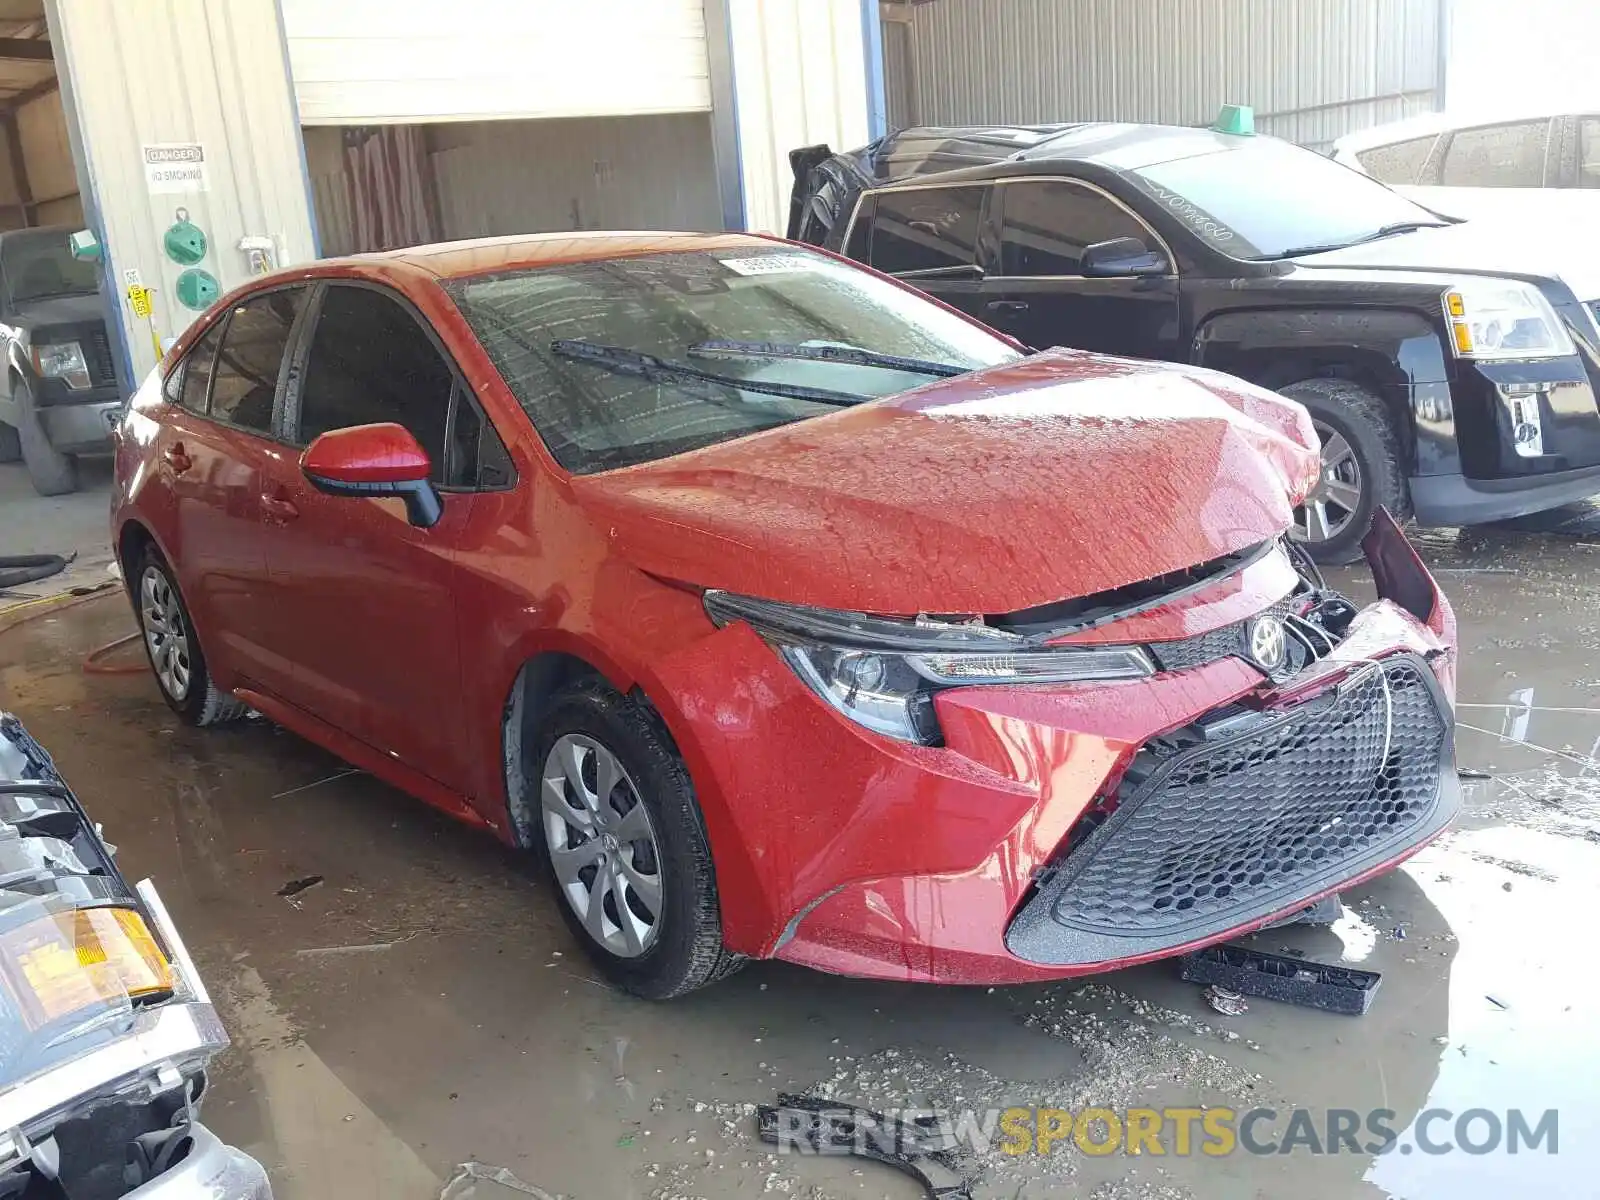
[
  {"left": 867, "top": 186, "right": 985, "bottom": 276},
  {"left": 172, "top": 324, "right": 221, "bottom": 414},
  {"left": 998, "top": 180, "right": 1152, "bottom": 276},
  {"left": 1355, "top": 135, "right": 1439, "bottom": 185},
  {"left": 208, "top": 289, "right": 305, "bottom": 433},
  {"left": 1439, "top": 121, "right": 1550, "bottom": 188}
]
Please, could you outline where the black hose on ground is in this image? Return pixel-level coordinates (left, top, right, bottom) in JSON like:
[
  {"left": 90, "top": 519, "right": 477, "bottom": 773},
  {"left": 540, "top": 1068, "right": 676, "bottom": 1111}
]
[{"left": 0, "top": 554, "right": 69, "bottom": 589}]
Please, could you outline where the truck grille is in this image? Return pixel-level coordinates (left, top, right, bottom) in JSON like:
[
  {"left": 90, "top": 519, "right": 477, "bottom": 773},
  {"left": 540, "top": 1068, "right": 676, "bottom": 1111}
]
[
  {"left": 86, "top": 328, "right": 114, "bottom": 385},
  {"left": 1005, "top": 655, "right": 1456, "bottom": 966}
]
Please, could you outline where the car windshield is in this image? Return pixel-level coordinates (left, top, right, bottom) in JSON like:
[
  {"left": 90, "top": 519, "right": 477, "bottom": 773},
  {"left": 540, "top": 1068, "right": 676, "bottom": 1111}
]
[
  {"left": 443, "top": 247, "right": 1020, "bottom": 474},
  {"left": 1126, "top": 139, "right": 1447, "bottom": 260},
  {"left": 0, "top": 232, "right": 100, "bottom": 304}
]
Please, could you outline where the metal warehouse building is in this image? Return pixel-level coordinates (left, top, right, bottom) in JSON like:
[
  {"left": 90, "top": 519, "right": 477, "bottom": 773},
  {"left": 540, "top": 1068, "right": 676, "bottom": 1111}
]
[{"left": 37, "top": 0, "right": 1453, "bottom": 395}]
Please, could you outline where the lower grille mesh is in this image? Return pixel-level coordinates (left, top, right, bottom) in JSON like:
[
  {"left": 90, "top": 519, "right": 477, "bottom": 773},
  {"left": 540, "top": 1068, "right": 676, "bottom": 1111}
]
[{"left": 1048, "top": 656, "right": 1448, "bottom": 938}]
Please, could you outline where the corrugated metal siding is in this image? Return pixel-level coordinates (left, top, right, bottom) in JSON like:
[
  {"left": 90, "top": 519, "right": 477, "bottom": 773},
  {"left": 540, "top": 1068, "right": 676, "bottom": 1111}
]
[
  {"left": 428, "top": 114, "right": 720, "bottom": 238},
  {"left": 51, "top": 0, "right": 315, "bottom": 381},
  {"left": 283, "top": 0, "right": 712, "bottom": 125},
  {"left": 728, "top": 0, "right": 873, "bottom": 233},
  {"left": 892, "top": 0, "right": 1441, "bottom": 149}
]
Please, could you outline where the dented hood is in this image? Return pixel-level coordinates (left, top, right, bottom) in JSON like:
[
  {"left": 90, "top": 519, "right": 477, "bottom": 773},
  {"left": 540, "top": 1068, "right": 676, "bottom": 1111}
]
[{"left": 572, "top": 351, "right": 1320, "bottom": 615}]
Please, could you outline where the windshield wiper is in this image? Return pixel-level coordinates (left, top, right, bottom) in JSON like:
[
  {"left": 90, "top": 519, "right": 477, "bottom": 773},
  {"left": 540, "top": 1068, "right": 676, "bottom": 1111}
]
[
  {"left": 1266, "top": 219, "right": 1453, "bottom": 261},
  {"left": 550, "top": 339, "right": 866, "bottom": 407},
  {"left": 688, "top": 339, "right": 969, "bottom": 379}
]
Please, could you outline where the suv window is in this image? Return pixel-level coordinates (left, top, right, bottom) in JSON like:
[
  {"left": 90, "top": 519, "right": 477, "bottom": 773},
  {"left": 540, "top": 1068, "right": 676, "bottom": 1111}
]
[
  {"left": 998, "top": 180, "right": 1152, "bottom": 276},
  {"left": 1355, "top": 135, "right": 1438, "bottom": 185},
  {"left": 208, "top": 289, "right": 305, "bottom": 434},
  {"left": 1440, "top": 121, "right": 1550, "bottom": 188},
  {"left": 296, "top": 284, "right": 506, "bottom": 487},
  {"left": 171, "top": 323, "right": 223, "bottom": 413},
  {"left": 867, "top": 186, "right": 985, "bottom": 276}
]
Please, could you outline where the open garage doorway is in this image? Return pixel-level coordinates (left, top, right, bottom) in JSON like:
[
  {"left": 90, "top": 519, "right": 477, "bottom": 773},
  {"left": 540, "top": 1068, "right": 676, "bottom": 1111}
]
[{"left": 301, "top": 113, "right": 723, "bottom": 255}]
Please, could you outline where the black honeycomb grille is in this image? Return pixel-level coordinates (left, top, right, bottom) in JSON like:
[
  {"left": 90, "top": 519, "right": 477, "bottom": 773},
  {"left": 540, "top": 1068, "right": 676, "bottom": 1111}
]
[
  {"left": 1048, "top": 656, "right": 1448, "bottom": 938},
  {"left": 1143, "top": 596, "right": 1298, "bottom": 674},
  {"left": 87, "top": 329, "right": 115, "bottom": 385}
]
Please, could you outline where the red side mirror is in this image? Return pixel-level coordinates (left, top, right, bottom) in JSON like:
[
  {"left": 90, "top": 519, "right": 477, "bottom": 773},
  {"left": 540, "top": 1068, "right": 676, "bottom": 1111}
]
[{"left": 300, "top": 423, "right": 441, "bottom": 527}]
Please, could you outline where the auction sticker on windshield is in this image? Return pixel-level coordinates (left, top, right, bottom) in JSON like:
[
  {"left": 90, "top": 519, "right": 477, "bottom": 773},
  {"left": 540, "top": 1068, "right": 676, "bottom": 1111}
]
[{"left": 718, "top": 255, "right": 814, "bottom": 276}]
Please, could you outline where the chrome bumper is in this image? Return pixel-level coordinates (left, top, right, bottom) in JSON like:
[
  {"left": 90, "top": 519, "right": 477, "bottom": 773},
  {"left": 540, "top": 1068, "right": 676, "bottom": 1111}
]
[{"left": 38, "top": 398, "right": 120, "bottom": 455}]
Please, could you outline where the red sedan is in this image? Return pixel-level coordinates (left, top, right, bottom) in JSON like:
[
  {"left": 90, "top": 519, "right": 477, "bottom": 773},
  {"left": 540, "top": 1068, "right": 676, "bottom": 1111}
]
[{"left": 111, "top": 233, "right": 1459, "bottom": 997}]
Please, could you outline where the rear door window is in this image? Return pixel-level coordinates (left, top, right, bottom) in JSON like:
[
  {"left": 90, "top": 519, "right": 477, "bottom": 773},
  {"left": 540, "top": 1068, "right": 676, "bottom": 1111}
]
[
  {"left": 867, "top": 186, "right": 986, "bottom": 276},
  {"left": 997, "top": 180, "right": 1154, "bottom": 276},
  {"left": 207, "top": 288, "right": 306, "bottom": 434},
  {"left": 172, "top": 324, "right": 223, "bottom": 414},
  {"left": 1354, "top": 135, "right": 1439, "bottom": 185},
  {"left": 1439, "top": 120, "right": 1551, "bottom": 187}
]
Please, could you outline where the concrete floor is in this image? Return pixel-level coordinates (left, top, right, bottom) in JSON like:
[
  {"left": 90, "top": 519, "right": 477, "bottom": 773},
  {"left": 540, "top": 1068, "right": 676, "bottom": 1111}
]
[
  {"left": 0, "top": 526, "right": 1596, "bottom": 1199},
  {"left": 0, "top": 457, "right": 118, "bottom": 602}
]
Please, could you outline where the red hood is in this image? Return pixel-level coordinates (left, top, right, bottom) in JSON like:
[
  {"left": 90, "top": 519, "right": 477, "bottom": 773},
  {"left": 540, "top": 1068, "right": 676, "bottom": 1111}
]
[{"left": 571, "top": 351, "right": 1320, "bottom": 615}]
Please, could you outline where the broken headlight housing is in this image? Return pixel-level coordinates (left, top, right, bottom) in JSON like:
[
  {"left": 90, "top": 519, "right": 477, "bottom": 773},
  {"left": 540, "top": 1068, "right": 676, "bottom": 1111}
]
[{"left": 704, "top": 591, "right": 1155, "bottom": 744}]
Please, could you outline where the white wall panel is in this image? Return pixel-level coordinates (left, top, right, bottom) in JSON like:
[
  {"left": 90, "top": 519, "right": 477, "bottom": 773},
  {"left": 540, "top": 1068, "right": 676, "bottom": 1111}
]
[
  {"left": 727, "top": 0, "right": 872, "bottom": 233},
  {"left": 283, "top": 0, "right": 712, "bottom": 125},
  {"left": 50, "top": 0, "right": 316, "bottom": 381}
]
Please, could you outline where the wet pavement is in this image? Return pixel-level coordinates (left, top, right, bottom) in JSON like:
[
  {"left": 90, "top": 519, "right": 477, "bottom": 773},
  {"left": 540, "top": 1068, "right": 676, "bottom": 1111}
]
[{"left": 0, "top": 525, "right": 1597, "bottom": 1200}]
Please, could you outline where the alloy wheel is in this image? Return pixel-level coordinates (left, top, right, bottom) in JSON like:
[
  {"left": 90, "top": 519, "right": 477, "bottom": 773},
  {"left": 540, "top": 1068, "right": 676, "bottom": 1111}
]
[
  {"left": 139, "top": 565, "right": 192, "bottom": 701},
  {"left": 541, "top": 733, "right": 664, "bottom": 958},
  {"left": 1293, "top": 419, "right": 1365, "bottom": 544}
]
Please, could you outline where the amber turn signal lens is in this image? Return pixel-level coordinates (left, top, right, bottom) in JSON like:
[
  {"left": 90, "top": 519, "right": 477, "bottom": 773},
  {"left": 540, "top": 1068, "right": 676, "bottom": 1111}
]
[{"left": 0, "top": 907, "right": 173, "bottom": 1030}]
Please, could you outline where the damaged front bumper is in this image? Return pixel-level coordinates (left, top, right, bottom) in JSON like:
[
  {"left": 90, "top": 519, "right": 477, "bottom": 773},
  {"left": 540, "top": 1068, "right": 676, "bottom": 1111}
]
[{"left": 665, "top": 514, "right": 1457, "bottom": 985}]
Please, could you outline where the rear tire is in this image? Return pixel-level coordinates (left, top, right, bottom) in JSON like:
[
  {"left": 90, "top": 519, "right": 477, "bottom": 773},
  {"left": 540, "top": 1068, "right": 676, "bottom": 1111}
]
[
  {"left": 0, "top": 421, "right": 19, "bottom": 463},
  {"left": 134, "top": 546, "right": 247, "bottom": 727},
  {"left": 1279, "top": 378, "right": 1409, "bottom": 566},
  {"left": 15, "top": 378, "right": 77, "bottom": 496},
  {"left": 530, "top": 677, "right": 741, "bottom": 999}
]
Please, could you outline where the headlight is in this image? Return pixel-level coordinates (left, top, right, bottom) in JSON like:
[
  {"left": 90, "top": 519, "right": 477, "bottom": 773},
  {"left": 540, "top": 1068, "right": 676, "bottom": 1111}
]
[
  {"left": 706, "top": 591, "right": 1155, "bottom": 744},
  {"left": 0, "top": 905, "right": 172, "bottom": 1032},
  {"left": 1443, "top": 281, "right": 1574, "bottom": 361},
  {"left": 33, "top": 341, "right": 91, "bottom": 388}
]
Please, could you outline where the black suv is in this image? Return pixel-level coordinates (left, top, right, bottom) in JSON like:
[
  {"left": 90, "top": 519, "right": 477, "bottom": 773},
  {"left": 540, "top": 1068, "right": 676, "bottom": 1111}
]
[{"left": 790, "top": 123, "right": 1600, "bottom": 562}]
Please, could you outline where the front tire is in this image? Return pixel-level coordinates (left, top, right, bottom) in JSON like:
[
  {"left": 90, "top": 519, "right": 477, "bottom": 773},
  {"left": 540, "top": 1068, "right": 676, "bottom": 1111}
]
[
  {"left": 0, "top": 420, "right": 19, "bottom": 463},
  {"left": 530, "top": 678, "right": 740, "bottom": 998},
  {"left": 14, "top": 378, "right": 77, "bottom": 496},
  {"left": 1279, "top": 378, "right": 1410, "bottom": 565},
  {"left": 135, "top": 547, "right": 246, "bottom": 726}
]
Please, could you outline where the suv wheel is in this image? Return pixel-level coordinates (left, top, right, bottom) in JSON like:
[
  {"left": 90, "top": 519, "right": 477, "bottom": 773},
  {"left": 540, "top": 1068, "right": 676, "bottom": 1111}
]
[
  {"left": 530, "top": 678, "right": 741, "bottom": 998},
  {"left": 135, "top": 547, "right": 247, "bottom": 726},
  {"left": 14, "top": 378, "right": 77, "bottom": 496},
  {"left": 1278, "top": 378, "right": 1410, "bottom": 565}
]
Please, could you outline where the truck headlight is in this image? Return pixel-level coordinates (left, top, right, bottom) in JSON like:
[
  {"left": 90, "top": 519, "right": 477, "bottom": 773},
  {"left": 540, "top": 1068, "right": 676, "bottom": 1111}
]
[
  {"left": 32, "top": 341, "right": 92, "bottom": 389},
  {"left": 705, "top": 591, "right": 1155, "bottom": 744},
  {"left": 1444, "top": 281, "right": 1574, "bottom": 361}
]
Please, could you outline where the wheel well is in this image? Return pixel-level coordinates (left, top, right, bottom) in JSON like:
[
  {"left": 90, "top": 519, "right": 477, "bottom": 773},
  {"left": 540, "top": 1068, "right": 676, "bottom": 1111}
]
[
  {"left": 116, "top": 521, "right": 155, "bottom": 585},
  {"left": 501, "top": 652, "right": 607, "bottom": 848},
  {"left": 1265, "top": 362, "right": 1414, "bottom": 464}
]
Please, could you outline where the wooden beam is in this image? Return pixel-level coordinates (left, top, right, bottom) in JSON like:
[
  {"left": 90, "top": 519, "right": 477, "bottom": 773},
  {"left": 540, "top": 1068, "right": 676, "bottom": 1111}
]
[
  {"left": 2, "top": 110, "right": 31, "bottom": 228},
  {"left": 1, "top": 74, "right": 55, "bottom": 113},
  {"left": 0, "top": 38, "right": 50, "bottom": 62}
]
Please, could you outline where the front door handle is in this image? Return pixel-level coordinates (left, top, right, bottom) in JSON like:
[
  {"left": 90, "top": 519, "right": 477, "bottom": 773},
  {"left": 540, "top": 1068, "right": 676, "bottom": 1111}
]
[
  {"left": 260, "top": 494, "right": 299, "bottom": 523},
  {"left": 986, "top": 300, "right": 1030, "bottom": 314},
  {"left": 163, "top": 443, "right": 192, "bottom": 474}
]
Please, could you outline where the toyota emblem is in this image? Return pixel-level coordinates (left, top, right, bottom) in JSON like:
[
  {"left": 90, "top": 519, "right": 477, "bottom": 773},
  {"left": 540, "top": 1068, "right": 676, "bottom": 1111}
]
[{"left": 1246, "top": 615, "right": 1289, "bottom": 675}]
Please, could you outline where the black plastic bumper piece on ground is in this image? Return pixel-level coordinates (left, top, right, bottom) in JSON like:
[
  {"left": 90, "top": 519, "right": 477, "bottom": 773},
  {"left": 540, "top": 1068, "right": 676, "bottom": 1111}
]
[
  {"left": 1410, "top": 466, "right": 1600, "bottom": 527},
  {"left": 756, "top": 1094, "right": 977, "bottom": 1200},
  {"left": 1006, "top": 654, "right": 1459, "bottom": 967},
  {"left": 1179, "top": 945, "right": 1382, "bottom": 1015}
]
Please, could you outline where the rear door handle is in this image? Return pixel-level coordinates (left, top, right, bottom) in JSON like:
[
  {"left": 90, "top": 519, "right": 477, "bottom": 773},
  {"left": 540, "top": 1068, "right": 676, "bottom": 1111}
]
[
  {"left": 163, "top": 443, "right": 192, "bottom": 474},
  {"left": 260, "top": 494, "right": 299, "bottom": 523},
  {"left": 986, "top": 300, "right": 1030, "bottom": 314}
]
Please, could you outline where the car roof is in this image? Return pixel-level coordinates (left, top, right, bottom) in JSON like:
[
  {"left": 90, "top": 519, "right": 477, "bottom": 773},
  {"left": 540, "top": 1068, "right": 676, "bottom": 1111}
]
[
  {"left": 316, "top": 230, "right": 777, "bottom": 280},
  {"left": 842, "top": 122, "right": 1251, "bottom": 186}
]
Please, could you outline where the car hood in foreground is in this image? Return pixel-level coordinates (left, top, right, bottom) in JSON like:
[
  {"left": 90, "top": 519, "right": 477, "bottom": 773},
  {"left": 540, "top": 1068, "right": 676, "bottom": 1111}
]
[{"left": 572, "top": 352, "right": 1320, "bottom": 615}]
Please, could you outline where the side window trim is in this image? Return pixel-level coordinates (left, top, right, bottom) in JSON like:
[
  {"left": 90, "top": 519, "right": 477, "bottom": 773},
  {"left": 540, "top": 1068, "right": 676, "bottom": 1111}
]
[
  {"left": 986, "top": 176, "right": 1175, "bottom": 281},
  {"left": 438, "top": 379, "right": 516, "bottom": 494},
  {"left": 286, "top": 279, "right": 516, "bottom": 493}
]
